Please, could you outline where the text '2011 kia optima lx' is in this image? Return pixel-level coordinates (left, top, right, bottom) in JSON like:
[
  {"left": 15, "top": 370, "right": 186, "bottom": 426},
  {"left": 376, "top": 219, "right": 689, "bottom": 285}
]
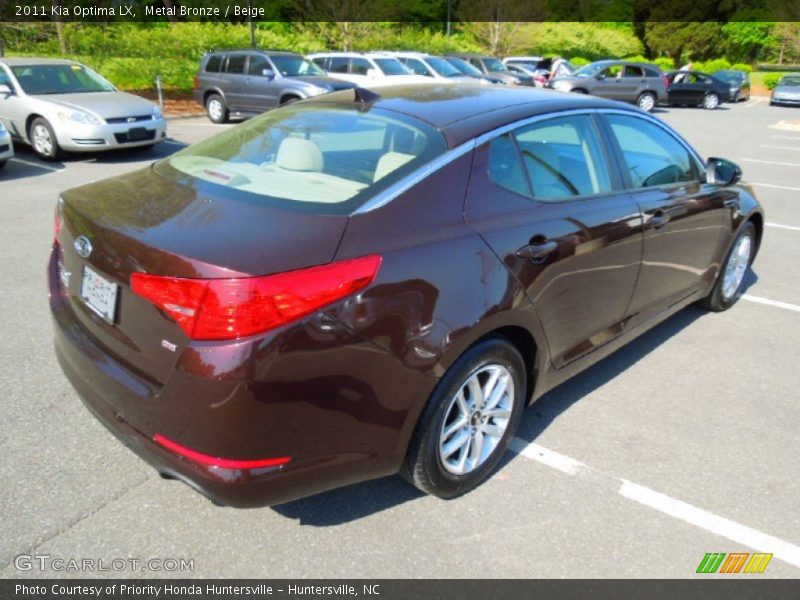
[{"left": 50, "top": 85, "right": 763, "bottom": 507}]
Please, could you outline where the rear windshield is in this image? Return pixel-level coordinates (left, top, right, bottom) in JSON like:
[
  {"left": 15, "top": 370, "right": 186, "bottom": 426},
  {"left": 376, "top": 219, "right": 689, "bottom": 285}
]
[
  {"left": 154, "top": 104, "right": 447, "bottom": 215},
  {"left": 779, "top": 76, "right": 800, "bottom": 86}
]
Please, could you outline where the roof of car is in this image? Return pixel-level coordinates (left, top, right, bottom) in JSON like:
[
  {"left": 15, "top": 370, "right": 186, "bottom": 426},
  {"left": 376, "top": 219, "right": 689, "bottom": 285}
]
[
  {"left": 1, "top": 57, "right": 79, "bottom": 66},
  {"left": 310, "top": 84, "right": 638, "bottom": 147},
  {"left": 207, "top": 49, "right": 298, "bottom": 56}
]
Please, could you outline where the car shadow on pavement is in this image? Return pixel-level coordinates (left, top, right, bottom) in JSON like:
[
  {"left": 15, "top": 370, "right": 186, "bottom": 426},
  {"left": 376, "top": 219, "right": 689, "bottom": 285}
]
[{"left": 272, "top": 269, "right": 760, "bottom": 526}]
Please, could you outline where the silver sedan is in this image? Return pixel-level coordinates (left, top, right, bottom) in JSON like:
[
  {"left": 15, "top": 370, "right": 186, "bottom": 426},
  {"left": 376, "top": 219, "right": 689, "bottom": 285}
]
[
  {"left": 0, "top": 58, "right": 167, "bottom": 160},
  {"left": 0, "top": 119, "right": 13, "bottom": 168}
]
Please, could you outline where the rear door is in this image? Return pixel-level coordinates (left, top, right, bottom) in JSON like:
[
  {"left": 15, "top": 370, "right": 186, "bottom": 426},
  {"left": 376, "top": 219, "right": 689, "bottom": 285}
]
[
  {"left": 464, "top": 112, "right": 643, "bottom": 368},
  {"left": 222, "top": 53, "right": 249, "bottom": 111},
  {"left": 600, "top": 111, "right": 728, "bottom": 325},
  {"left": 619, "top": 65, "right": 645, "bottom": 101}
]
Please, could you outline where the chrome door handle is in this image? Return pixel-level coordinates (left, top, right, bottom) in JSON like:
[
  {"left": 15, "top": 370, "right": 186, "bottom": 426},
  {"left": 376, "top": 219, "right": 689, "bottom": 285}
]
[
  {"left": 646, "top": 212, "right": 670, "bottom": 229},
  {"left": 516, "top": 240, "right": 558, "bottom": 262}
]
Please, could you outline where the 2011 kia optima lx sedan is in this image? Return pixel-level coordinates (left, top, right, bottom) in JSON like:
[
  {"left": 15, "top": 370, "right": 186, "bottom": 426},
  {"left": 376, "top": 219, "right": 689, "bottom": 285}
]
[{"left": 50, "top": 85, "right": 763, "bottom": 507}]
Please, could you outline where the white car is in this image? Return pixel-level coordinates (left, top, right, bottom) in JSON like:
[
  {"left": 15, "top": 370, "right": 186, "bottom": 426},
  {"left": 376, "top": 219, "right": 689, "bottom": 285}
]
[
  {"left": 385, "top": 52, "right": 485, "bottom": 84},
  {"left": 308, "top": 52, "right": 430, "bottom": 87},
  {"left": 0, "top": 119, "right": 13, "bottom": 169},
  {"left": 0, "top": 58, "right": 167, "bottom": 160}
]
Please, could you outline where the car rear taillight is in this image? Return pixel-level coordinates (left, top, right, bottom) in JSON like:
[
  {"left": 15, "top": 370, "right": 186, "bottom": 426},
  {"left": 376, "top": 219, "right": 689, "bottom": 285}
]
[
  {"left": 663, "top": 74, "right": 669, "bottom": 90},
  {"left": 193, "top": 75, "right": 200, "bottom": 91},
  {"left": 131, "top": 255, "right": 382, "bottom": 341}
]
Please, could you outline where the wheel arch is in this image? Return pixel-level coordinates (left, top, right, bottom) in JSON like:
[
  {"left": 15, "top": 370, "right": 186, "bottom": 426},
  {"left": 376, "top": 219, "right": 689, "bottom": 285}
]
[
  {"left": 747, "top": 210, "right": 764, "bottom": 256},
  {"left": 202, "top": 88, "right": 226, "bottom": 106},
  {"left": 25, "top": 113, "right": 45, "bottom": 142}
]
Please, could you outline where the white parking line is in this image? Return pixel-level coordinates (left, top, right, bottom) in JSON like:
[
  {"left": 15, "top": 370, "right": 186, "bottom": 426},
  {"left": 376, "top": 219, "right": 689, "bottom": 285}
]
[
  {"left": 770, "top": 135, "right": 800, "bottom": 141},
  {"left": 9, "top": 158, "right": 64, "bottom": 172},
  {"left": 743, "top": 158, "right": 800, "bottom": 168},
  {"left": 510, "top": 437, "right": 800, "bottom": 569},
  {"left": 749, "top": 182, "right": 800, "bottom": 191},
  {"left": 745, "top": 98, "right": 765, "bottom": 107},
  {"left": 766, "top": 222, "right": 800, "bottom": 231},
  {"left": 760, "top": 144, "right": 800, "bottom": 151},
  {"left": 741, "top": 295, "right": 800, "bottom": 313}
]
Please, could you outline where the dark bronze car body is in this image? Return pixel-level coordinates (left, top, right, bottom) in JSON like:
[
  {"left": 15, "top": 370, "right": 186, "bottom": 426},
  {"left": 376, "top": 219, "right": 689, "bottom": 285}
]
[{"left": 49, "top": 86, "right": 763, "bottom": 507}]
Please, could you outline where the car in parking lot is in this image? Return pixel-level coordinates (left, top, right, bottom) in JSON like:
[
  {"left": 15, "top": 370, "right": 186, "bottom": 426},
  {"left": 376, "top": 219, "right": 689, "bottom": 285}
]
[
  {"left": 309, "top": 52, "right": 430, "bottom": 87},
  {"left": 194, "top": 50, "right": 356, "bottom": 123},
  {"left": 444, "top": 57, "right": 506, "bottom": 85},
  {"left": 666, "top": 71, "right": 731, "bottom": 109},
  {"left": 447, "top": 54, "right": 534, "bottom": 86},
  {"left": 50, "top": 85, "right": 763, "bottom": 508},
  {"left": 548, "top": 60, "right": 667, "bottom": 111},
  {"left": 0, "top": 58, "right": 167, "bottom": 159},
  {"left": 713, "top": 69, "right": 751, "bottom": 102},
  {"left": 386, "top": 52, "right": 486, "bottom": 84},
  {"left": 0, "top": 119, "right": 13, "bottom": 168},
  {"left": 770, "top": 74, "right": 800, "bottom": 106}
]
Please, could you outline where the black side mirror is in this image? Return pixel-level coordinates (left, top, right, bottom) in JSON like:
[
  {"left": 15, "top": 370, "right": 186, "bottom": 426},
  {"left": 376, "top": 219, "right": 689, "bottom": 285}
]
[{"left": 706, "top": 157, "right": 742, "bottom": 186}]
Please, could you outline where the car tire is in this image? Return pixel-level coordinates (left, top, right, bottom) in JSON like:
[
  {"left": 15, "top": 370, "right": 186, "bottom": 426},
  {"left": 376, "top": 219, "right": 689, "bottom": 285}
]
[
  {"left": 205, "top": 94, "right": 229, "bottom": 124},
  {"left": 401, "top": 336, "right": 526, "bottom": 499},
  {"left": 702, "top": 93, "right": 720, "bottom": 110},
  {"left": 572, "top": 89, "right": 588, "bottom": 94},
  {"left": 280, "top": 95, "right": 301, "bottom": 105},
  {"left": 698, "top": 222, "right": 756, "bottom": 312},
  {"left": 636, "top": 92, "right": 657, "bottom": 112},
  {"left": 29, "top": 117, "right": 62, "bottom": 160}
]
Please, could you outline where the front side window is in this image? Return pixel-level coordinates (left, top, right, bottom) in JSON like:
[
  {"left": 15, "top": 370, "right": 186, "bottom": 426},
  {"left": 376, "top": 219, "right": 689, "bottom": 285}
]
[
  {"left": 404, "top": 58, "right": 430, "bottom": 77},
  {"left": 155, "top": 105, "right": 447, "bottom": 214},
  {"left": 248, "top": 55, "right": 270, "bottom": 76},
  {"left": 10, "top": 63, "right": 115, "bottom": 95},
  {"left": 374, "top": 58, "right": 410, "bottom": 76},
  {"left": 270, "top": 55, "right": 324, "bottom": 77},
  {"left": 483, "top": 58, "right": 507, "bottom": 72},
  {"left": 349, "top": 58, "right": 372, "bottom": 76},
  {"left": 606, "top": 114, "right": 697, "bottom": 188},
  {"left": 426, "top": 57, "right": 461, "bottom": 78}
]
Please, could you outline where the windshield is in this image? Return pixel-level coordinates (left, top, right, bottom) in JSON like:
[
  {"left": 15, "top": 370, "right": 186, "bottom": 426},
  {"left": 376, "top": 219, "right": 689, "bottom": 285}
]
[
  {"left": 446, "top": 57, "right": 482, "bottom": 76},
  {"left": 779, "top": 76, "right": 800, "bottom": 86},
  {"left": 11, "top": 63, "right": 115, "bottom": 95},
  {"left": 374, "top": 58, "right": 411, "bottom": 76},
  {"left": 483, "top": 58, "right": 507, "bottom": 72},
  {"left": 426, "top": 57, "right": 461, "bottom": 78},
  {"left": 270, "top": 56, "right": 325, "bottom": 77},
  {"left": 573, "top": 63, "right": 608, "bottom": 78},
  {"left": 155, "top": 105, "right": 447, "bottom": 214}
]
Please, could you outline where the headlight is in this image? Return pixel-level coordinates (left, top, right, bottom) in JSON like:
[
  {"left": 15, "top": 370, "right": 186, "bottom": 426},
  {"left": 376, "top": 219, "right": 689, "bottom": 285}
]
[
  {"left": 57, "top": 110, "right": 100, "bottom": 125},
  {"left": 553, "top": 81, "right": 571, "bottom": 91},
  {"left": 0, "top": 121, "right": 6, "bottom": 132},
  {"left": 306, "top": 86, "right": 329, "bottom": 97},
  {"left": 151, "top": 105, "right": 163, "bottom": 119}
]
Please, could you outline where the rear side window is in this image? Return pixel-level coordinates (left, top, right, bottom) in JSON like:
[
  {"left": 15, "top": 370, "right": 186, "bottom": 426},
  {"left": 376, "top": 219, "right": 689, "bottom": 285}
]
[
  {"left": 205, "top": 55, "right": 222, "bottom": 73},
  {"left": 156, "top": 105, "right": 447, "bottom": 214},
  {"left": 311, "top": 57, "right": 328, "bottom": 70},
  {"left": 623, "top": 65, "right": 644, "bottom": 78},
  {"left": 226, "top": 54, "right": 246, "bottom": 74},
  {"left": 606, "top": 114, "right": 697, "bottom": 188},
  {"left": 404, "top": 58, "right": 430, "bottom": 77},
  {"left": 329, "top": 57, "right": 349, "bottom": 74},
  {"left": 644, "top": 67, "right": 661, "bottom": 78},
  {"left": 486, "top": 115, "right": 613, "bottom": 202}
]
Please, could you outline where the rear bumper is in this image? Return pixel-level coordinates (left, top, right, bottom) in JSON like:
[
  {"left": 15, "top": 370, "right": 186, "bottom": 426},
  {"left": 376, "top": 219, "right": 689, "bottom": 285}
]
[{"left": 48, "top": 246, "right": 433, "bottom": 507}]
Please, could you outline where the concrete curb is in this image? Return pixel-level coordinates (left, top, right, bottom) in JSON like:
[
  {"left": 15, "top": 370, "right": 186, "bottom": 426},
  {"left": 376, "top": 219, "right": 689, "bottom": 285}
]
[{"left": 165, "top": 113, "right": 207, "bottom": 121}]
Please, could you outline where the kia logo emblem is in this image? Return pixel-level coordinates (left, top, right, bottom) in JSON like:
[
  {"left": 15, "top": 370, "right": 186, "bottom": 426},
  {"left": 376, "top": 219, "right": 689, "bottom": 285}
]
[{"left": 74, "top": 236, "right": 93, "bottom": 259}]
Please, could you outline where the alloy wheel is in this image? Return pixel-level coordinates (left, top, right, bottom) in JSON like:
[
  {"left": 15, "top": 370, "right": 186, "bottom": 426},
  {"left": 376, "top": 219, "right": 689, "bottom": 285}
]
[
  {"left": 32, "top": 124, "right": 53, "bottom": 156},
  {"left": 438, "top": 364, "right": 514, "bottom": 476},
  {"left": 721, "top": 234, "right": 752, "bottom": 300},
  {"left": 637, "top": 93, "right": 656, "bottom": 112},
  {"left": 704, "top": 94, "right": 720, "bottom": 110},
  {"left": 208, "top": 99, "right": 223, "bottom": 121}
]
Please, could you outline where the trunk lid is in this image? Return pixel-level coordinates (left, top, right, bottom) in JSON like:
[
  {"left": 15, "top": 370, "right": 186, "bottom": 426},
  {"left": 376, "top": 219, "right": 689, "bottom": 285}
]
[{"left": 58, "top": 166, "right": 349, "bottom": 385}]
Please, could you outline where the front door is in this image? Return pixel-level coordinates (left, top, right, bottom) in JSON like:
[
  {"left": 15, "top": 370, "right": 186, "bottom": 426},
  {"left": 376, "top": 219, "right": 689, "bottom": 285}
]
[
  {"left": 243, "top": 54, "right": 279, "bottom": 112},
  {"left": 600, "top": 112, "right": 728, "bottom": 325},
  {"left": 464, "top": 113, "right": 643, "bottom": 368}
]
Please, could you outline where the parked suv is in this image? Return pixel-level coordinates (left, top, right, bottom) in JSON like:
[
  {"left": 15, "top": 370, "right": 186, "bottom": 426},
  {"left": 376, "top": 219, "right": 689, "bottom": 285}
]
[
  {"left": 309, "top": 52, "right": 430, "bottom": 87},
  {"left": 194, "top": 50, "right": 356, "bottom": 123},
  {"left": 549, "top": 60, "right": 667, "bottom": 112},
  {"left": 385, "top": 52, "right": 484, "bottom": 84},
  {"left": 447, "top": 54, "right": 534, "bottom": 86}
]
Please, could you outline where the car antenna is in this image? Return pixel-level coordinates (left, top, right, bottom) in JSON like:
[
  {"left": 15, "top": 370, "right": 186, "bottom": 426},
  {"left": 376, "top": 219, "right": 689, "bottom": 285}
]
[{"left": 353, "top": 87, "right": 381, "bottom": 106}]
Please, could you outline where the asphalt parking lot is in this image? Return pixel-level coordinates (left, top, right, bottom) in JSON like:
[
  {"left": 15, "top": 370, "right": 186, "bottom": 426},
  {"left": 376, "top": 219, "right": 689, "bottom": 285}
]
[{"left": 1, "top": 98, "right": 798, "bottom": 579}]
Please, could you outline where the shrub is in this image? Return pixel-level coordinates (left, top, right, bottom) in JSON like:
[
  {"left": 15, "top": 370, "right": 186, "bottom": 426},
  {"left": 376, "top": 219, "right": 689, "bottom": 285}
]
[
  {"left": 654, "top": 57, "right": 676, "bottom": 71},
  {"left": 764, "top": 73, "right": 787, "bottom": 89},
  {"left": 570, "top": 56, "right": 591, "bottom": 67},
  {"left": 693, "top": 58, "right": 732, "bottom": 74},
  {"left": 730, "top": 62, "right": 753, "bottom": 73}
]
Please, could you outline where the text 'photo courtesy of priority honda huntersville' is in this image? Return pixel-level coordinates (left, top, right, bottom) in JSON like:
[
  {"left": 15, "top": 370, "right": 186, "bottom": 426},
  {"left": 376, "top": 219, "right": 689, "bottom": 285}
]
[{"left": 49, "top": 84, "right": 764, "bottom": 507}]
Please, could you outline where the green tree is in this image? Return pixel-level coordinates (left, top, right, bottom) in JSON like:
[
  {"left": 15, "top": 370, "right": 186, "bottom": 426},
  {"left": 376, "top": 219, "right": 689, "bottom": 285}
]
[
  {"left": 722, "top": 21, "right": 775, "bottom": 63},
  {"left": 645, "top": 22, "right": 725, "bottom": 67}
]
